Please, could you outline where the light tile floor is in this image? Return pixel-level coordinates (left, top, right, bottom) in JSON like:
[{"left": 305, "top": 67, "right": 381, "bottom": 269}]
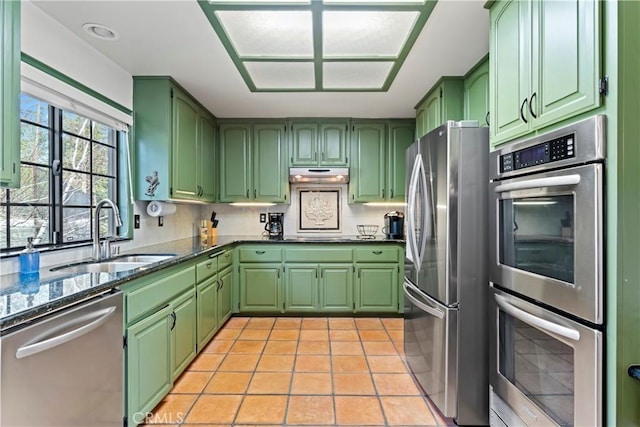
[{"left": 143, "top": 316, "right": 454, "bottom": 426}]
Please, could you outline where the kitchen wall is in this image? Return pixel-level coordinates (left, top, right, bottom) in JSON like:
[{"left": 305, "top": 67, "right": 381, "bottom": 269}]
[{"left": 201, "top": 184, "right": 399, "bottom": 237}]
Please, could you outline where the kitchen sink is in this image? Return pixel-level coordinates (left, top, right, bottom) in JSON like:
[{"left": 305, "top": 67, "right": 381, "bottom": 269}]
[{"left": 50, "top": 254, "right": 176, "bottom": 274}]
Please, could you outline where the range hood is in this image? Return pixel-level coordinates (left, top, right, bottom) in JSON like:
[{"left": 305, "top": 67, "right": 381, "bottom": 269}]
[{"left": 289, "top": 167, "right": 349, "bottom": 184}]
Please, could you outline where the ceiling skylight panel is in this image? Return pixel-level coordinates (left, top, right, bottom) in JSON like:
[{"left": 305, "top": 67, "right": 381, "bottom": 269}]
[
  {"left": 245, "top": 62, "right": 315, "bottom": 89},
  {"left": 322, "top": 11, "right": 419, "bottom": 57},
  {"left": 209, "top": 0, "right": 310, "bottom": 4},
  {"left": 323, "top": 62, "right": 394, "bottom": 89},
  {"left": 215, "top": 10, "right": 313, "bottom": 57},
  {"left": 323, "top": 0, "right": 424, "bottom": 3}
]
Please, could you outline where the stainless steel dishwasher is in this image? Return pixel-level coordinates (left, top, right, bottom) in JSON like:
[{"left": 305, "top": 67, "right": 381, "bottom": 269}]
[{"left": 1, "top": 289, "right": 123, "bottom": 427}]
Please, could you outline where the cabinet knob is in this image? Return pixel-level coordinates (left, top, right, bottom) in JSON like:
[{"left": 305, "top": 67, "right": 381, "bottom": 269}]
[
  {"left": 628, "top": 365, "right": 640, "bottom": 381},
  {"left": 206, "top": 262, "right": 212, "bottom": 268}
]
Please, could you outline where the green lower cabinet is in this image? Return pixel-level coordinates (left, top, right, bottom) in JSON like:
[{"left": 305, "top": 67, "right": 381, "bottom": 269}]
[
  {"left": 196, "top": 276, "right": 218, "bottom": 352},
  {"left": 217, "top": 266, "right": 233, "bottom": 325},
  {"left": 355, "top": 264, "right": 399, "bottom": 312},
  {"left": 239, "top": 264, "right": 283, "bottom": 312},
  {"left": 126, "top": 305, "right": 173, "bottom": 427},
  {"left": 285, "top": 264, "right": 319, "bottom": 312},
  {"left": 171, "top": 290, "right": 197, "bottom": 380},
  {"left": 319, "top": 265, "right": 353, "bottom": 312}
]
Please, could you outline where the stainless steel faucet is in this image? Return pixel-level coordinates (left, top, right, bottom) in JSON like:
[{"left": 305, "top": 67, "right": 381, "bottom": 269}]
[{"left": 93, "top": 199, "right": 123, "bottom": 260}]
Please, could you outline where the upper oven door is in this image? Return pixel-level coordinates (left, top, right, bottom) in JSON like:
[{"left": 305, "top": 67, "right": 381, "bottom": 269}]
[{"left": 489, "top": 163, "right": 604, "bottom": 324}]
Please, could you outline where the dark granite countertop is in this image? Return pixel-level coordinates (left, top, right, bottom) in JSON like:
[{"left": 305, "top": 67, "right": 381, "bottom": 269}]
[{"left": 0, "top": 235, "right": 404, "bottom": 332}]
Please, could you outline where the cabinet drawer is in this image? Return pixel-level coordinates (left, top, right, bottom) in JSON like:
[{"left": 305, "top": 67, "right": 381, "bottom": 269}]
[
  {"left": 355, "top": 247, "right": 399, "bottom": 262},
  {"left": 218, "top": 250, "right": 233, "bottom": 270},
  {"left": 196, "top": 257, "right": 218, "bottom": 282},
  {"left": 284, "top": 248, "right": 352, "bottom": 263},
  {"left": 126, "top": 267, "right": 195, "bottom": 324},
  {"left": 238, "top": 248, "right": 282, "bottom": 263}
]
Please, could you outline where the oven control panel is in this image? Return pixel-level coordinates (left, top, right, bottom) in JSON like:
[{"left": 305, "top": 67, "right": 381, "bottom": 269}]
[{"left": 500, "top": 134, "right": 575, "bottom": 173}]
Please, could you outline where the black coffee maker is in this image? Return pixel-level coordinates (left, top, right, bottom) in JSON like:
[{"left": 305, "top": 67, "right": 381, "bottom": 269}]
[
  {"left": 264, "top": 213, "right": 284, "bottom": 239},
  {"left": 383, "top": 211, "right": 404, "bottom": 239}
]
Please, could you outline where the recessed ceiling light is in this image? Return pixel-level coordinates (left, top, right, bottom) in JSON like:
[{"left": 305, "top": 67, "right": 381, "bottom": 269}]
[{"left": 82, "top": 23, "right": 119, "bottom": 41}]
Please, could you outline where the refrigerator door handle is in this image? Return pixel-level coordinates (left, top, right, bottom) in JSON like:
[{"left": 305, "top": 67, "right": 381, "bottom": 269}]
[
  {"left": 495, "top": 294, "right": 580, "bottom": 341},
  {"left": 403, "top": 279, "right": 445, "bottom": 319},
  {"left": 415, "top": 154, "right": 429, "bottom": 267},
  {"left": 406, "top": 155, "right": 422, "bottom": 266}
]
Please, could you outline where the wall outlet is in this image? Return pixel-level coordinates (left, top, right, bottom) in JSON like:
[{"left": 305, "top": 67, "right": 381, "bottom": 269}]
[
  {"left": 158, "top": 216, "right": 164, "bottom": 227},
  {"left": 134, "top": 214, "right": 140, "bottom": 229},
  {"left": 259, "top": 213, "right": 266, "bottom": 223}
]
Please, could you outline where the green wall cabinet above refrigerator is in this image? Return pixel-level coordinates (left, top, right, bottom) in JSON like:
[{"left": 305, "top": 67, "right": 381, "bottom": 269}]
[
  {"left": 0, "top": 0, "right": 20, "bottom": 188},
  {"left": 218, "top": 121, "right": 289, "bottom": 203},
  {"left": 464, "top": 57, "right": 490, "bottom": 127},
  {"left": 349, "top": 120, "right": 415, "bottom": 203},
  {"left": 489, "top": 0, "right": 601, "bottom": 148},
  {"left": 133, "top": 77, "right": 217, "bottom": 202},
  {"left": 289, "top": 120, "right": 350, "bottom": 167},
  {"left": 415, "top": 78, "right": 464, "bottom": 139}
]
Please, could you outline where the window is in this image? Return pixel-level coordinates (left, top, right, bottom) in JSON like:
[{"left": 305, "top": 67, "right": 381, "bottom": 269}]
[{"left": 0, "top": 93, "right": 121, "bottom": 251}]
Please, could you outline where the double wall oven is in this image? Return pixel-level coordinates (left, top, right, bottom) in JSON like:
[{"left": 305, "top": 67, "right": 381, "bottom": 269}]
[{"left": 488, "top": 115, "right": 605, "bottom": 427}]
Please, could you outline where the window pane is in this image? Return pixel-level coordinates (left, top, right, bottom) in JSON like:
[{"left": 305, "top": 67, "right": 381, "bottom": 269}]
[
  {"left": 92, "top": 144, "right": 115, "bottom": 176},
  {"left": 62, "top": 207, "right": 91, "bottom": 243},
  {"left": 12, "top": 165, "right": 50, "bottom": 204},
  {"left": 93, "top": 176, "right": 115, "bottom": 205},
  {"left": 21, "top": 123, "right": 50, "bottom": 165},
  {"left": 62, "top": 171, "right": 92, "bottom": 206},
  {"left": 92, "top": 122, "right": 115, "bottom": 146},
  {"left": 98, "top": 208, "right": 117, "bottom": 237},
  {"left": 9, "top": 205, "right": 51, "bottom": 247},
  {"left": 0, "top": 205, "right": 7, "bottom": 249},
  {"left": 62, "top": 134, "right": 91, "bottom": 172},
  {"left": 62, "top": 111, "right": 91, "bottom": 138},
  {"left": 20, "top": 94, "right": 49, "bottom": 126}
]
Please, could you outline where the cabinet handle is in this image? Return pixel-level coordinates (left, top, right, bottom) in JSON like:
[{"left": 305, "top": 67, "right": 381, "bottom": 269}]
[
  {"left": 314, "top": 152, "right": 317, "bottom": 161},
  {"left": 485, "top": 111, "right": 490, "bottom": 127},
  {"left": 246, "top": 189, "right": 249, "bottom": 198},
  {"left": 520, "top": 98, "right": 528, "bottom": 124},
  {"left": 352, "top": 194, "right": 355, "bottom": 201},
  {"left": 255, "top": 250, "right": 266, "bottom": 255},
  {"left": 217, "top": 279, "right": 222, "bottom": 291},
  {"left": 382, "top": 189, "right": 385, "bottom": 198},
  {"left": 170, "top": 312, "right": 177, "bottom": 331},
  {"left": 254, "top": 189, "right": 257, "bottom": 199},
  {"left": 373, "top": 251, "right": 383, "bottom": 255},
  {"left": 225, "top": 252, "right": 231, "bottom": 259},
  {"left": 529, "top": 92, "right": 537, "bottom": 119},
  {"left": 315, "top": 268, "right": 318, "bottom": 278},
  {"left": 390, "top": 189, "right": 394, "bottom": 199},
  {"left": 320, "top": 269, "right": 323, "bottom": 279},
  {"left": 628, "top": 365, "right": 640, "bottom": 381},
  {"left": 277, "top": 268, "right": 281, "bottom": 278},
  {"left": 206, "top": 262, "right": 213, "bottom": 268}
]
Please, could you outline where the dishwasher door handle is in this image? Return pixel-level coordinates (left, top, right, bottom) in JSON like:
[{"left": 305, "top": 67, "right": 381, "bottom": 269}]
[{"left": 16, "top": 306, "right": 117, "bottom": 359}]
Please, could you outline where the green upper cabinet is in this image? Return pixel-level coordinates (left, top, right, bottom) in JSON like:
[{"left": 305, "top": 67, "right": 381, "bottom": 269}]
[
  {"left": 133, "top": 77, "right": 216, "bottom": 202},
  {"left": 219, "top": 121, "right": 288, "bottom": 203},
  {"left": 0, "top": 0, "right": 20, "bottom": 188},
  {"left": 464, "top": 57, "right": 490, "bottom": 126},
  {"left": 289, "top": 120, "right": 349, "bottom": 167},
  {"left": 350, "top": 121, "right": 386, "bottom": 203},
  {"left": 489, "top": 0, "right": 601, "bottom": 147},
  {"left": 350, "top": 120, "right": 414, "bottom": 203},
  {"left": 415, "top": 78, "right": 464, "bottom": 139},
  {"left": 387, "top": 120, "right": 415, "bottom": 202}
]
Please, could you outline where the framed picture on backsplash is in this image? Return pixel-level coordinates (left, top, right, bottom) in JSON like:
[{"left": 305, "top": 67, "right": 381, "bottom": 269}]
[{"left": 298, "top": 188, "right": 341, "bottom": 232}]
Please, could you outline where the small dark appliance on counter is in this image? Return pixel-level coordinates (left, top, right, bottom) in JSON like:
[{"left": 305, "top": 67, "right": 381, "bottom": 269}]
[
  {"left": 383, "top": 211, "right": 404, "bottom": 239},
  {"left": 264, "top": 213, "right": 284, "bottom": 239}
]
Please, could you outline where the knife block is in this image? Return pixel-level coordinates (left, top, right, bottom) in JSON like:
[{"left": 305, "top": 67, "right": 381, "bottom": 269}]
[{"left": 207, "top": 225, "right": 218, "bottom": 245}]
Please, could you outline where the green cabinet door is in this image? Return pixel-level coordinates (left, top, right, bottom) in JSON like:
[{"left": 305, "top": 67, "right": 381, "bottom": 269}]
[
  {"left": 171, "top": 290, "right": 197, "bottom": 380},
  {"left": 424, "top": 90, "right": 441, "bottom": 134},
  {"left": 350, "top": 122, "right": 386, "bottom": 203},
  {"left": 285, "top": 264, "right": 318, "bottom": 312},
  {"left": 0, "top": 0, "right": 20, "bottom": 188},
  {"left": 319, "top": 264, "right": 353, "bottom": 312},
  {"left": 239, "top": 263, "right": 282, "bottom": 312},
  {"left": 464, "top": 58, "right": 490, "bottom": 126},
  {"left": 355, "top": 264, "right": 399, "bottom": 312},
  {"left": 199, "top": 114, "right": 216, "bottom": 202},
  {"left": 219, "top": 123, "right": 251, "bottom": 202},
  {"left": 126, "top": 305, "right": 173, "bottom": 426},
  {"left": 196, "top": 276, "right": 218, "bottom": 352},
  {"left": 171, "top": 89, "right": 200, "bottom": 201},
  {"left": 490, "top": 0, "right": 532, "bottom": 146},
  {"left": 531, "top": 0, "right": 600, "bottom": 129},
  {"left": 290, "top": 122, "right": 318, "bottom": 166},
  {"left": 217, "top": 266, "right": 233, "bottom": 326},
  {"left": 253, "top": 123, "right": 287, "bottom": 202},
  {"left": 415, "top": 102, "right": 427, "bottom": 139},
  {"left": 319, "top": 122, "right": 349, "bottom": 166},
  {"left": 387, "top": 121, "right": 415, "bottom": 202}
]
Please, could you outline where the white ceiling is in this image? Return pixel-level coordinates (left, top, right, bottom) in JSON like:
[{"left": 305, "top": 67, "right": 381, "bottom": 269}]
[{"left": 32, "top": 0, "right": 489, "bottom": 119}]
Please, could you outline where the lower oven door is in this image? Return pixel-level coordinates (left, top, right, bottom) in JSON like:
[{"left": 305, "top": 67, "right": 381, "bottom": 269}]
[
  {"left": 404, "top": 278, "right": 457, "bottom": 419},
  {"left": 489, "top": 286, "right": 602, "bottom": 427}
]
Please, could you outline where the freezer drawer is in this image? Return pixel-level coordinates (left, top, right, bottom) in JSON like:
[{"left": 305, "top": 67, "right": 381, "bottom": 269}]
[
  {"left": 403, "top": 279, "right": 457, "bottom": 418},
  {"left": 1, "top": 290, "right": 124, "bottom": 427}
]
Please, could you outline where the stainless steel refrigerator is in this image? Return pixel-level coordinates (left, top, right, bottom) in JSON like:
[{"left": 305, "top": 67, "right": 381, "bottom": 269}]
[{"left": 404, "top": 120, "right": 489, "bottom": 426}]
